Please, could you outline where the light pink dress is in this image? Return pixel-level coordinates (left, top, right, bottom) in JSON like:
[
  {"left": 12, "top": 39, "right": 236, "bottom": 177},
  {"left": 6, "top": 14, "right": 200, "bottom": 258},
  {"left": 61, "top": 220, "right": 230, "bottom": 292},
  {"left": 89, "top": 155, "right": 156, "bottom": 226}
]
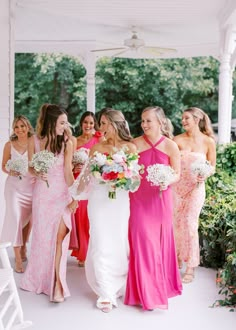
[
  {"left": 20, "top": 137, "right": 72, "bottom": 301},
  {"left": 124, "top": 136, "right": 182, "bottom": 311},
  {"left": 173, "top": 151, "right": 206, "bottom": 268},
  {"left": 0, "top": 144, "right": 33, "bottom": 246}
]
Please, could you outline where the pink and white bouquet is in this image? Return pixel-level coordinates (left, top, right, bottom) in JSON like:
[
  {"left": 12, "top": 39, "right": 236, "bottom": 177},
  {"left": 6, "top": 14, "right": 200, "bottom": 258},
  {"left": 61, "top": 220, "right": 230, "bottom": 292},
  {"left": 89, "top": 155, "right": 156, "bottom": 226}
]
[
  {"left": 72, "top": 148, "right": 89, "bottom": 165},
  {"left": 90, "top": 148, "right": 143, "bottom": 199},
  {"left": 191, "top": 159, "right": 213, "bottom": 187},
  {"left": 5, "top": 158, "right": 28, "bottom": 180},
  {"left": 146, "top": 163, "right": 176, "bottom": 196},
  {"left": 29, "top": 150, "right": 56, "bottom": 187}
]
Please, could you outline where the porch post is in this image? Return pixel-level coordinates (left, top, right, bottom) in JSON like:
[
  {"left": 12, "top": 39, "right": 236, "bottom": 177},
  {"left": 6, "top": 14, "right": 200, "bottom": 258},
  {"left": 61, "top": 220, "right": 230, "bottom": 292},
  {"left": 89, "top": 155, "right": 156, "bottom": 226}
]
[
  {"left": 218, "top": 26, "right": 236, "bottom": 144},
  {"left": 0, "top": 0, "right": 15, "bottom": 231},
  {"left": 85, "top": 52, "right": 96, "bottom": 113}
]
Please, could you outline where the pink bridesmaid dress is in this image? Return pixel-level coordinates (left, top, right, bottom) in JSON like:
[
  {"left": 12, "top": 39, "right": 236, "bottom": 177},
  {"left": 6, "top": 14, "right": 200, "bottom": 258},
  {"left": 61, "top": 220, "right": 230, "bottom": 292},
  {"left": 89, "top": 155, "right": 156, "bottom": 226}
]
[
  {"left": 70, "top": 132, "right": 101, "bottom": 262},
  {"left": 173, "top": 151, "right": 206, "bottom": 268},
  {"left": 20, "top": 137, "right": 72, "bottom": 301},
  {"left": 1, "top": 144, "right": 33, "bottom": 245},
  {"left": 124, "top": 135, "right": 182, "bottom": 310}
]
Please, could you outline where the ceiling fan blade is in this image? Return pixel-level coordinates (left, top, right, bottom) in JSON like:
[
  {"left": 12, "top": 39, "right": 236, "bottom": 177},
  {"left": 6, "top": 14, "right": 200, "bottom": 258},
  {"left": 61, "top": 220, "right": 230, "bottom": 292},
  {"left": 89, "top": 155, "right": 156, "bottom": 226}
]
[
  {"left": 112, "top": 49, "right": 128, "bottom": 57},
  {"left": 144, "top": 46, "right": 177, "bottom": 55},
  {"left": 91, "top": 47, "right": 126, "bottom": 52}
]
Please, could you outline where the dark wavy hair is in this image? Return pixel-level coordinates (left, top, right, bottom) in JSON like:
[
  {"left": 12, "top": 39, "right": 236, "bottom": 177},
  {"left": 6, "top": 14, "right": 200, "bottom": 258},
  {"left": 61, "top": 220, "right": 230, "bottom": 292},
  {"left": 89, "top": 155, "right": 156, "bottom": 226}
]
[
  {"left": 79, "top": 111, "right": 99, "bottom": 133},
  {"left": 36, "top": 103, "right": 68, "bottom": 154}
]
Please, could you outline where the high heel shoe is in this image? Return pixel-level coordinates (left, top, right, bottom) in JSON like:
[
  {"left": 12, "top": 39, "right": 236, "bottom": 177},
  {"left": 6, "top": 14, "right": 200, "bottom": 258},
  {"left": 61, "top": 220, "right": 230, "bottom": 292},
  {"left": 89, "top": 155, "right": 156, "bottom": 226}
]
[
  {"left": 15, "top": 259, "right": 24, "bottom": 273},
  {"left": 96, "top": 298, "right": 113, "bottom": 313},
  {"left": 53, "top": 284, "right": 64, "bottom": 303},
  {"left": 21, "top": 247, "right": 27, "bottom": 262}
]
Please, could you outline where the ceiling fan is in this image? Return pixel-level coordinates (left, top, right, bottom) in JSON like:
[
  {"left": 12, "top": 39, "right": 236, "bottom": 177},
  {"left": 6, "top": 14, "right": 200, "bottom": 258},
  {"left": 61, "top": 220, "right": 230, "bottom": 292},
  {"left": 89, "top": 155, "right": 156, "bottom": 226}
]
[{"left": 91, "top": 28, "right": 177, "bottom": 57}]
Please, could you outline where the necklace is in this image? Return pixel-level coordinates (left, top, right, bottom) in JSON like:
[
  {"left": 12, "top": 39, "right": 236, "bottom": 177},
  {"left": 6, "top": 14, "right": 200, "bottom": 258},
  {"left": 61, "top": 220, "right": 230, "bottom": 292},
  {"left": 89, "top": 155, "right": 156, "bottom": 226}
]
[{"left": 17, "top": 140, "right": 28, "bottom": 147}]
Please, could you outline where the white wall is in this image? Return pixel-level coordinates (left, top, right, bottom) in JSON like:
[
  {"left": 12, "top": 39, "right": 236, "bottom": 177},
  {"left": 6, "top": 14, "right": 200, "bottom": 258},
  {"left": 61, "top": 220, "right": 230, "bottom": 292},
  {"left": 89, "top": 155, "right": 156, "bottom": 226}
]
[{"left": 0, "top": 0, "right": 14, "bottom": 233}]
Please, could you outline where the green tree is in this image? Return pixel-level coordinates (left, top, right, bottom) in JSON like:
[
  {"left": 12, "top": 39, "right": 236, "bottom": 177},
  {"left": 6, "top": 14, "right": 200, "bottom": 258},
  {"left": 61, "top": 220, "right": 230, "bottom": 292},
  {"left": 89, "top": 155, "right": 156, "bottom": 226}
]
[
  {"left": 15, "top": 53, "right": 220, "bottom": 136},
  {"left": 15, "top": 53, "right": 86, "bottom": 129}
]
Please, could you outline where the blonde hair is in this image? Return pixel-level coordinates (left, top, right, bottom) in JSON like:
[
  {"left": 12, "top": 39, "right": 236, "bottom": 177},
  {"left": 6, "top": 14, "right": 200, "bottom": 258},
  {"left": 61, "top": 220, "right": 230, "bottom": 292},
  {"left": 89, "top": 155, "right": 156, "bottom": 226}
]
[
  {"left": 142, "top": 106, "right": 173, "bottom": 139},
  {"left": 103, "top": 110, "right": 132, "bottom": 141},
  {"left": 184, "top": 107, "right": 215, "bottom": 140},
  {"left": 10, "top": 115, "right": 34, "bottom": 141}
]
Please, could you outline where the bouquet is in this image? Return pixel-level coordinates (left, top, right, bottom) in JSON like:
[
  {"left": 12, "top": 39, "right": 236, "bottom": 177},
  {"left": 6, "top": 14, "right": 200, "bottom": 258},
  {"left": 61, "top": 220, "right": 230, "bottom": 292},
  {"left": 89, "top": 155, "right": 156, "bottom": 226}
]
[
  {"left": 146, "top": 163, "right": 176, "bottom": 196},
  {"left": 190, "top": 159, "right": 213, "bottom": 187},
  {"left": 90, "top": 148, "right": 143, "bottom": 199},
  {"left": 5, "top": 158, "right": 28, "bottom": 180},
  {"left": 29, "top": 150, "right": 56, "bottom": 187},
  {"left": 72, "top": 148, "right": 89, "bottom": 166}
]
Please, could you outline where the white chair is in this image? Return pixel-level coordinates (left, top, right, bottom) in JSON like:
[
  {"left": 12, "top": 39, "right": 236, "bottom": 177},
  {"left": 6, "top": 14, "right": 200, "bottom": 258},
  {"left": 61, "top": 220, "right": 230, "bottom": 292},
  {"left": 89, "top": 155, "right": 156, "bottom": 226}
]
[{"left": 0, "top": 242, "right": 32, "bottom": 330}]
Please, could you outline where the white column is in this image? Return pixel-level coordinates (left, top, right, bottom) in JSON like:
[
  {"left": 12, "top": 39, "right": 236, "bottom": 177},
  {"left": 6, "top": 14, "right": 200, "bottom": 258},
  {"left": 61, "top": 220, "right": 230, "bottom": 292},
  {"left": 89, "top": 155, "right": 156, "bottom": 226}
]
[
  {"left": 85, "top": 52, "right": 96, "bottom": 113},
  {"left": 218, "top": 26, "right": 236, "bottom": 144},
  {"left": 0, "top": 0, "right": 14, "bottom": 232},
  {"left": 218, "top": 52, "right": 232, "bottom": 143}
]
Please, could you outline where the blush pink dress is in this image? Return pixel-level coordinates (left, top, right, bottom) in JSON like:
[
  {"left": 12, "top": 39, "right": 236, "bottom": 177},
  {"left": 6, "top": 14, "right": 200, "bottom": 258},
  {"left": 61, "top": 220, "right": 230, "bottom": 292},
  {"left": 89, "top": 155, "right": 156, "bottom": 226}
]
[
  {"left": 124, "top": 135, "right": 182, "bottom": 311},
  {"left": 20, "top": 137, "right": 72, "bottom": 301},
  {"left": 173, "top": 151, "right": 206, "bottom": 268},
  {"left": 0, "top": 144, "right": 34, "bottom": 246},
  {"left": 70, "top": 132, "right": 101, "bottom": 262}
]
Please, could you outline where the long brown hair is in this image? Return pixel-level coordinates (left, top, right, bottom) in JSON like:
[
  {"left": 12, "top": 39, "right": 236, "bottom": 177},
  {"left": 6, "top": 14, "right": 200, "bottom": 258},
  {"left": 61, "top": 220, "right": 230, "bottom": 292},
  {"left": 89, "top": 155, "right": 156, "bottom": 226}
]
[
  {"left": 36, "top": 103, "right": 68, "bottom": 154},
  {"left": 184, "top": 107, "right": 215, "bottom": 140},
  {"left": 10, "top": 115, "right": 34, "bottom": 141}
]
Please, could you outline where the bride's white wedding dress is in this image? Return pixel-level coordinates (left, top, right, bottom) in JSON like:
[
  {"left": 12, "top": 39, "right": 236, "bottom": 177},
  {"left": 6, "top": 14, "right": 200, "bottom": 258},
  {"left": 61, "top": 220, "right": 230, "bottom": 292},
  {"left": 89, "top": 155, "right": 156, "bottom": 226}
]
[
  {"left": 70, "top": 164, "right": 130, "bottom": 307},
  {"left": 86, "top": 180, "right": 130, "bottom": 307}
]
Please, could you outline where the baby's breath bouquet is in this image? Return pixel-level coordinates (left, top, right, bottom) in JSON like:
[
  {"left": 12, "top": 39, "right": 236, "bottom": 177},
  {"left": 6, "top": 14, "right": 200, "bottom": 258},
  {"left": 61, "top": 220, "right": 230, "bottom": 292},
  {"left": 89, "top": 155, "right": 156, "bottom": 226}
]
[
  {"left": 191, "top": 159, "right": 214, "bottom": 187},
  {"left": 29, "top": 150, "right": 56, "bottom": 187},
  {"left": 146, "top": 163, "right": 176, "bottom": 197},
  {"left": 90, "top": 147, "right": 143, "bottom": 199},
  {"left": 5, "top": 158, "right": 28, "bottom": 180},
  {"left": 72, "top": 148, "right": 89, "bottom": 165}
]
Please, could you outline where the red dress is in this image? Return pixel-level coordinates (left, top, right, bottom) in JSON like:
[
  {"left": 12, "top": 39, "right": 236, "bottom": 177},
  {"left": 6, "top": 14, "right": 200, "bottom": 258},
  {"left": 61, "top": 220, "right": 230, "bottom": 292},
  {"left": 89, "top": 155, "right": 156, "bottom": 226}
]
[{"left": 69, "top": 132, "right": 101, "bottom": 262}]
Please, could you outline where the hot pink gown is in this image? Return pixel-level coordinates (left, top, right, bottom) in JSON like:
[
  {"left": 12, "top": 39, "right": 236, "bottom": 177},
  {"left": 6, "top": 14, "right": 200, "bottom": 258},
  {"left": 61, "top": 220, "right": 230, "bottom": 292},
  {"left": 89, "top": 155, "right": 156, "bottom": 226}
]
[
  {"left": 20, "top": 137, "right": 72, "bottom": 301},
  {"left": 173, "top": 151, "right": 206, "bottom": 268},
  {"left": 124, "top": 135, "right": 182, "bottom": 310},
  {"left": 70, "top": 132, "right": 101, "bottom": 262},
  {"left": 0, "top": 144, "right": 33, "bottom": 246}
]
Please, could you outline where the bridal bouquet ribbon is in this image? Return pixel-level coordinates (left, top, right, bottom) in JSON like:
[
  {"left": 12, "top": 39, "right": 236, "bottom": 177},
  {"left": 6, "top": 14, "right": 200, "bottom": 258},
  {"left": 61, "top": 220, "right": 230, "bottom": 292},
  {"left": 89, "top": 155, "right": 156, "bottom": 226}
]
[
  {"left": 72, "top": 148, "right": 89, "bottom": 165},
  {"left": 5, "top": 158, "right": 28, "bottom": 180},
  {"left": 90, "top": 148, "right": 143, "bottom": 199},
  {"left": 146, "top": 163, "right": 175, "bottom": 197},
  {"left": 190, "top": 159, "right": 213, "bottom": 187},
  {"left": 29, "top": 150, "right": 56, "bottom": 187}
]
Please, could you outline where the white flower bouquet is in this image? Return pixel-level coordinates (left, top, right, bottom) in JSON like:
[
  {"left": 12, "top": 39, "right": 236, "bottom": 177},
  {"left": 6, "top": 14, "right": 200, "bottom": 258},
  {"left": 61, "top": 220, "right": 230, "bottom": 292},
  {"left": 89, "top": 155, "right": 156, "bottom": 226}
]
[
  {"left": 29, "top": 150, "right": 56, "bottom": 187},
  {"left": 190, "top": 159, "right": 213, "bottom": 187},
  {"left": 72, "top": 148, "right": 89, "bottom": 165},
  {"left": 5, "top": 158, "right": 28, "bottom": 180},
  {"left": 90, "top": 148, "right": 143, "bottom": 199},
  {"left": 146, "top": 163, "right": 176, "bottom": 196}
]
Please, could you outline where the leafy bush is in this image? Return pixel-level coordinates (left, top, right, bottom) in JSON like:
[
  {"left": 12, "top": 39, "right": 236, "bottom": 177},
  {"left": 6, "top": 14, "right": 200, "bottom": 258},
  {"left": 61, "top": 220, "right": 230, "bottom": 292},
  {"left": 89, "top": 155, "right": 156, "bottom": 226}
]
[{"left": 199, "top": 142, "right": 236, "bottom": 308}]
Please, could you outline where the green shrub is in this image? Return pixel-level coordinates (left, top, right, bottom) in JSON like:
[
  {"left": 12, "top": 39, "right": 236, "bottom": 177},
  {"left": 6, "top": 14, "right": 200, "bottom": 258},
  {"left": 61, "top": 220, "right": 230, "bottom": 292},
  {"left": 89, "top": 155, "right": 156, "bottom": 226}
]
[{"left": 199, "top": 142, "right": 236, "bottom": 308}]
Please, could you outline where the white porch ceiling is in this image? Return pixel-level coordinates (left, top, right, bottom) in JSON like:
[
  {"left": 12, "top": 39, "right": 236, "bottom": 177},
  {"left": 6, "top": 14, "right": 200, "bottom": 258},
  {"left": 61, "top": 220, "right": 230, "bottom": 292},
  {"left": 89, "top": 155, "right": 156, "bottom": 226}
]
[{"left": 14, "top": 0, "right": 236, "bottom": 59}]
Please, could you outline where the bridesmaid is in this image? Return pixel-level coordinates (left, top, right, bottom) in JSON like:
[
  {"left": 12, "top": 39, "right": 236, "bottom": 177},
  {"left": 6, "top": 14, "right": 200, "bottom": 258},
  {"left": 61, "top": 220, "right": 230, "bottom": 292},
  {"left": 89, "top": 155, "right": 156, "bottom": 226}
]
[
  {"left": 20, "top": 104, "right": 77, "bottom": 303},
  {"left": 124, "top": 106, "right": 182, "bottom": 311},
  {"left": 70, "top": 111, "right": 103, "bottom": 266},
  {"left": 1, "top": 115, "right": 34, "bottom": 273},
  {"left": 173, "top": 107, "right": 216, "bottom": 283}
]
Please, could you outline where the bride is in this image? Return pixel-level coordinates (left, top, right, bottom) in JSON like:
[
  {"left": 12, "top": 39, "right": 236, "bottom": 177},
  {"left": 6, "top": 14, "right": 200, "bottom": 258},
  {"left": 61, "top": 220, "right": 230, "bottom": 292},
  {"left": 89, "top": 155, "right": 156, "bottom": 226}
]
[{"left": 70, "top": 110, "right": 136, "bottom": 313}]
